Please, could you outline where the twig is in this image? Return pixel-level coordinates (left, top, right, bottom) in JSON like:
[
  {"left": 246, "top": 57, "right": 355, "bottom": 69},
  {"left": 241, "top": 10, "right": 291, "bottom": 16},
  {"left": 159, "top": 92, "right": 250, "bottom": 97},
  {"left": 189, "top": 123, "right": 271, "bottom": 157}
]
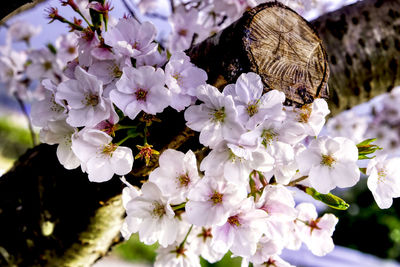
[
  {"left": 13, "top": 92, "right": 37, "bottom": 146},
  {"left": 170, "top": 0, "right": 175, "bottom": 13},
  {"left": 144, "top": 12, "right": 168, "bottom": 21},
  {"left": 288, "top": 176, "right": 308, "bottom": 187},
  {"left": 121, "top": 0, "right": 140, "bottom": 23}
]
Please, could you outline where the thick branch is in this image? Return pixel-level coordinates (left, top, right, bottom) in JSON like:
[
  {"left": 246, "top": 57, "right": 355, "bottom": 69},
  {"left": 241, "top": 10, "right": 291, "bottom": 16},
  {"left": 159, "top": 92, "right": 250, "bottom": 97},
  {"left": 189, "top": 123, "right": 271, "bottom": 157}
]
[{"left": 312, "top": 0, "right": 400, "bottom": 115}]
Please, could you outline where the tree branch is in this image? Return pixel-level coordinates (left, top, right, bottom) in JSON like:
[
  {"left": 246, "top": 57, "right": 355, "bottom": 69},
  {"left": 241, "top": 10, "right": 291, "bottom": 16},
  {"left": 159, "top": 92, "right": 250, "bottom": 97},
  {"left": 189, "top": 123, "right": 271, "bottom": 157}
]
[{"left": 312, "top": 0, "right": 400, "bottom": 115}]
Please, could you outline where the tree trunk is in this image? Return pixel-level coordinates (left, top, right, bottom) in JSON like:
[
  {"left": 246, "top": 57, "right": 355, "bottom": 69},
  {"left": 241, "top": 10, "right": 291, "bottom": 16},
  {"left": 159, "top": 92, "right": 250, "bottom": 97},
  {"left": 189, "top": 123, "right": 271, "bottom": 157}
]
[
  {"left": 0, "top": 0, "right": 399, "bottom": 266},
  {"left": 312, "top": 0, "right": 400, "bottom": 116}
]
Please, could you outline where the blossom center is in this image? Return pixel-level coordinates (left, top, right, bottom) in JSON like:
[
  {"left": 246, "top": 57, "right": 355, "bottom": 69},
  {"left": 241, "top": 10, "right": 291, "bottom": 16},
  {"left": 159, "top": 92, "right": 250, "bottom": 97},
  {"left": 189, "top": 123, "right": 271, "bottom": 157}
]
[
  {"left": 198, "top": 227, "right": 213, "bottom": 242},
  {"left": 131, "top": 41, "right": 140, "bottom": 50},
  {"left": 178, "top": 29, "right": 188, "bottom": 36},
  {"left": 227, "top": 215, "right": 241, "bottom": 227},
  {"left": 43, "top": 61, "right": 53, "bottom": 70},
  {"left": 321, "top": 154, "right": 336, "bottom": 167},
  {"left": 135, "top": 88, "right": 148, "bottom": 101},
  {"left": 84, "top": 93, "right": 99, "bottom": 106},
  {"left": 261, "top": 128, "right": 277, "bottom": 147},
  {"left": 246, "top": 100, "right": 259, "bottom": 117},
  {"left": 102, "top": 143, "right": 118, "bottom": 156},
  {"left": 67, "top": 46, "right": 76, "bottom": 54},
  {"left": 297, "top": 104, "right": 312, "bottom": 123},
  {"left": 177, "top": 173, "right": 190, "bottom": 187},
  {"left": 377, "top": 168, "right": 387, "bottom": 183},
  {"left": 151, "top": 201, "right": 166, "bottom": 218},
  {"left": 172, "top": 73, "right": 183, "bottom": 85},
  {"left": 212, "top": 107, "right": 226, "bottom": 122},
  {"left": 210, "top": 191, "right": 223, "bottom": 205},
  {"left": 111, "top": 65, "right": 122, "bottom": 78}
]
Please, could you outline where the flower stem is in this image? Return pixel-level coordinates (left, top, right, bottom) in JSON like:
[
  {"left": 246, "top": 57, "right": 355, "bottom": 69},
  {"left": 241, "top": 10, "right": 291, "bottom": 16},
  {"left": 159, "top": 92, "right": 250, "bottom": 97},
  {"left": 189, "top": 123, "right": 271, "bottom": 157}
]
[
  {"left": 172, "top": 202, "right": 186, "bottom": 211},
  {"left": 14, "top": 92, "right": 37, "bottom": 146},
  {"left": 288, "top": 176, "right": 308, "bottom": 186},
  {"left": 179, "top": 224, "right": 193, "bottom": 249}
]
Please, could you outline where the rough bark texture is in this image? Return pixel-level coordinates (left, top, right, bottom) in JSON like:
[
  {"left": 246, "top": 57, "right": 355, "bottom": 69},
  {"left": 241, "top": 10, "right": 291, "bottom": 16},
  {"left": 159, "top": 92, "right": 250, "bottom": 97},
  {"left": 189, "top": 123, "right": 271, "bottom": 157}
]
[
  {"left": 1, "top": 0, "right": 400, "bottom": 266},
  {"left": 312, "top": 0, "right": 400, "bottom": 115},
  {"left": 0, "top": 145, "right": 126, "bottom": 266}
]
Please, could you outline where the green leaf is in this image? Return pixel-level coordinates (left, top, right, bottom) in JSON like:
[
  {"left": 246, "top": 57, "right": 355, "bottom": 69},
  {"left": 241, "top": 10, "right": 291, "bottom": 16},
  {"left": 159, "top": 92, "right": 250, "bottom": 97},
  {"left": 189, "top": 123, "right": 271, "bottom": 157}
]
[
  {"left": 305, "top": 187, "right": 350, "bottom": 210},
  {"left": 357, "top": 138, "right": 382, "bottom": 160},
  {"left": 46, "top": 43, "right": 57, "bottom": 54}
]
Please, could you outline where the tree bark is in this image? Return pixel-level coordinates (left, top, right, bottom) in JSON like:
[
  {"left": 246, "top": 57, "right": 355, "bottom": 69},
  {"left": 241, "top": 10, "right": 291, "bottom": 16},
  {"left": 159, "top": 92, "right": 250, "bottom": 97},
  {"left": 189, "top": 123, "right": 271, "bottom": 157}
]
[
  {"left": 312, "top": 0, "right": 400, "bottom": 116},
  {"left": 0, "top": 0, "right": 400, "bottom": 266}
]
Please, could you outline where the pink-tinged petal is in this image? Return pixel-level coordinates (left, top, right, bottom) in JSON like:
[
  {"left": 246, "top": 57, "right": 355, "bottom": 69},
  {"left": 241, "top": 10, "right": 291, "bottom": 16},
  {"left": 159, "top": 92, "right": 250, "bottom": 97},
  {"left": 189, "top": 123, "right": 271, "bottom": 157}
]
[
  {"left": 309, "top": 166, "right": 335, "bottom": 194},
  {"left": 137, "top": 21, "right": 157, "bottom": 46},
  {"left": 331, "top": 162, "right": 360, "bottom": 188},
  {"left": 235, "top": 72, "right": 263, "bottom": 103},
  {"left": 185, "top": 105, "right": 211, "bottom": 131},
  {"left": 110, "top": 146, "right": 133, "bottom": 175},
  {"left": 86, "top": 157, "right": 115, "bottom": 182},
  {"left": 56, "top": 143, "right": 80, "bottom": 170}
]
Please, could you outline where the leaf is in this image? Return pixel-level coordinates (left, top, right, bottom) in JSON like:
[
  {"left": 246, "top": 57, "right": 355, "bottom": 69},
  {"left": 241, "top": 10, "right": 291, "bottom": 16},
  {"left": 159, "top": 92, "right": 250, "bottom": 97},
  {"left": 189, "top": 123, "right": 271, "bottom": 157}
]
[
  {"left": 357, "top": 138, "right": 382, "bottom": 160},
  {"left": 305, "top": 187, "right": 350, "bottom": 210}
]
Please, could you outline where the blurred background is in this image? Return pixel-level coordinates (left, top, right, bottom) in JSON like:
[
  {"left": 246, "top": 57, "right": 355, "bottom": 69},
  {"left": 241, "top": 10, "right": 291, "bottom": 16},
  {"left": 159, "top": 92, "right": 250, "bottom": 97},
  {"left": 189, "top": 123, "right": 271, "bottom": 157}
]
[{"left": 1, "top": 0, "right": 400, "bottom": 266}]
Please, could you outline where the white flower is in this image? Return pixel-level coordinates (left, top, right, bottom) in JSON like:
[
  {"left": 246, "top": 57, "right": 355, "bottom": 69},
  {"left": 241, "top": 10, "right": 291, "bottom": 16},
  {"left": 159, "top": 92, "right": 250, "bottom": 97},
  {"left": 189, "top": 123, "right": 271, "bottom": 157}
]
[
  {"left": 286, "top": 98, "right": 330, "bottom": 137},
  {"left": 184, "top": 84, "right": 245, "bottom": 148},
  {"left": 104, "top": 17, "right": 157, "bottom": 58},
  {"left": 149, "top": 149, "right": 201, "bottom": 204},
  {"left": 211, "top": 198, "right": 268, "bottom": 257},
  {"left": 294, "top": 203, "right": 338, "bottom": 256},
  {"left": 167, "top": 6, "right": 202, "bottom": 52},
  {"left": 224, "top": 73, "right": 285, "bottom": 130},
  {"left": 55, "top": 33, "right": 79, "bottom": 64},
  {"left": 124, "top": 182, "right": 181, "bottom": 247},
  {"left": 31, "top": 79, "right": 67, "bottom": 127},
  {"left": 326, "top": 110, "right": 368, "bottom": 143},
  {"left": 165, "top": 52, "right": 207, "bottom": 111},
  {"left": 297, "top": 136, "right": 360, "bottom": 194},
  {"left": 7, "top": 20, "right": 41, "bottom": 44},
  {"left": 71, "top": 128, "right": 133, "bottom": 182},
  {"left": 367, "top": 155, "right": 400, "bottom": 209},
  {"left": 56, "top": 66, "right": 112, "bottom": 127},
  {"left": 245, "top": 255, "right": 295, "bottom": 267},
  {"left": 189, "top": 227, "right": 225, "bottom": 263},
  {"left": 110, "top": 66, "right": 170, "bottom": 120},
  {"left": 185, "top": 176, "right": 247, "bottom": 227},
  {"left": 26, "top": 48, "right": 62, "bottom": 82},
  {"left": 121, "top": 182, "right": 141, "bottom": 240},
  {"left": 155, "top": 242, "right": 201, "bottom": 267},
  {"left": 39, "top": 119, "right": 80, "bottom": 170},
  {"left": 200, "top": 142, "right": 274, "bottom": 186},
  {"left": 255, "top": 185, "right": 297, "bottom": 246}
]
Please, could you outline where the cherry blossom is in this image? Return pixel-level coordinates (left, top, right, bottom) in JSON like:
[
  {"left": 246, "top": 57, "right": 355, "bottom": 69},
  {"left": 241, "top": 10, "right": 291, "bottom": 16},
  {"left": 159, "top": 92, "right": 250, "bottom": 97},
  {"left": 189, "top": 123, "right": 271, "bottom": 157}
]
[
  {"left": 71, "top": 128, "right": 133, "bottom": 182},
  {"left": 294, "top": 203, "right": 338, "bottom": 256},
  {"left": 110, "top": 66, "right": 170, "bottom": 120},
  {"left": 123, "top": 182, "right": 182, "bottom": 247},
  {"left": 39, "top": 119, "right": 80, "bottom": 170},
  {"left": 211, "top": 197, "right": 268, "bottom": 257},
  {"left": 149, "top": 149, "right": 201, "bottom": 204},
  {"left": 297, "top": 136, "right": 360, "bottom": 194},
  {"left": 223, "top": 72, "right": 285, "bottom": 130},
  {"left": 367, "top": 155, "right": 400, "bottom": 209},
  {"left": 185, "top": 175, "right": 247, "bottom": 226},
  {"left": 104, "top": 17, "right": 157, "bottom": 58},
  {"left": 184, "top": 84, "right": 245, "bottom": 148},
  {"left": 56, "top": 66, "right": 112, "bottom": 127},
  {"left": 165, "top": 52, "right": 208, "bottom": 111}
]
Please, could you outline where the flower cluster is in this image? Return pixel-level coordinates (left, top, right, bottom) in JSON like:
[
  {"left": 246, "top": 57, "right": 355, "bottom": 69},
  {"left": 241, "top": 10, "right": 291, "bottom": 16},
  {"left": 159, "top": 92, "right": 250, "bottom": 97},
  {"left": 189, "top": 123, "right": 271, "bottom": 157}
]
[{"left": 1, "top": 0, "right": 399, "bottom": 266}]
